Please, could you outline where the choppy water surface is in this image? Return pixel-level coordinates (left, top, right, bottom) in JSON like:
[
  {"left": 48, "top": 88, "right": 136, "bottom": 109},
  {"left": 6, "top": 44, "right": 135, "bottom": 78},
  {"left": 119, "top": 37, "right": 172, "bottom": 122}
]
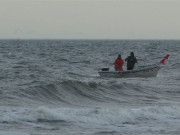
[{"left": 0, "top": 40, "right": 180, "bottom": 135}]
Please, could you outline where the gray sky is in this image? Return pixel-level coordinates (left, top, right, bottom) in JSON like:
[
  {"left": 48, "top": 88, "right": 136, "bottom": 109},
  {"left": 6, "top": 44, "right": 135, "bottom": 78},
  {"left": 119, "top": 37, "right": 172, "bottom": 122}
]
[{"left": 0, "top": 0, "right": 180, "bottom": 39}]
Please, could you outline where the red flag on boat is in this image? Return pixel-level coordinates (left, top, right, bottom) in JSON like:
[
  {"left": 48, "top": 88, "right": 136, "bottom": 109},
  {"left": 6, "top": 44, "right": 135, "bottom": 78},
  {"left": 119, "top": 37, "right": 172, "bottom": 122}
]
[{"left": 160, "top": 54, "right": 170, "bottom": 64}]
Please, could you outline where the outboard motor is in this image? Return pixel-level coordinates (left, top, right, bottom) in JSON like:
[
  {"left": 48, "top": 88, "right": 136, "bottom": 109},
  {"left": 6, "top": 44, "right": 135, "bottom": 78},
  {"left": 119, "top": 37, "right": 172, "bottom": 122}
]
[{"left": 101, "top": 68, "right": 109, "bottom": 71}]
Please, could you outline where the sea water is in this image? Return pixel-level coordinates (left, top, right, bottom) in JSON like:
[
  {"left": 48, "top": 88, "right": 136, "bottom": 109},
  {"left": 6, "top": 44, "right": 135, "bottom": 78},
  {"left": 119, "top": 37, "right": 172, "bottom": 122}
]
[{"left": 0, "top": 39, "right": 180, "bottom": 135}]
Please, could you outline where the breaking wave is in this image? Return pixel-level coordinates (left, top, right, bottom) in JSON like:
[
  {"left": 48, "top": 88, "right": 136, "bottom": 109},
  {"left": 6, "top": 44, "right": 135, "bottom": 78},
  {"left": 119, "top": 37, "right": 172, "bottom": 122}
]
[{"left": 1, "top": 79, "right": 165, "bottom": 108}]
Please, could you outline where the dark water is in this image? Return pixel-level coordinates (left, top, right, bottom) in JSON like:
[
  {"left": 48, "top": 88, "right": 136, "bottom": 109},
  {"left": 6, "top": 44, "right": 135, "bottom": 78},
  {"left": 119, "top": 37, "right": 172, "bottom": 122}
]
[{"left": 0, "top": 39, "right": 180, "bottom": 135}]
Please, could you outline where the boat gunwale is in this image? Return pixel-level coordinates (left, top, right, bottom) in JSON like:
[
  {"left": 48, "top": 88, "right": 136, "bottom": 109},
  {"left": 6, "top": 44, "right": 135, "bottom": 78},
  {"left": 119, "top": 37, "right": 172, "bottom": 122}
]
[{"left": 99, "top": 65, "right": 159, "bottom": 73}]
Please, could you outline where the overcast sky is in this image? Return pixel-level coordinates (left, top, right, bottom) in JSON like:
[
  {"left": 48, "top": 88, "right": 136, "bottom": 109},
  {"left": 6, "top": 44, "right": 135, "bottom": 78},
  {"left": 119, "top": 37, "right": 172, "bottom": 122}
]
[{"left": 0, "top": 0, "right": 180, "bottom": 39}]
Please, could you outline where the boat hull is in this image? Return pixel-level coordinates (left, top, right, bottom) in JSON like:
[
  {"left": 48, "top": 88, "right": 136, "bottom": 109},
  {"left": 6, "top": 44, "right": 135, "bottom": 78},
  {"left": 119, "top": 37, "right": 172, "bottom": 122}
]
[{"left": 98, "top": 65, "right": 160, "bottom": 78}]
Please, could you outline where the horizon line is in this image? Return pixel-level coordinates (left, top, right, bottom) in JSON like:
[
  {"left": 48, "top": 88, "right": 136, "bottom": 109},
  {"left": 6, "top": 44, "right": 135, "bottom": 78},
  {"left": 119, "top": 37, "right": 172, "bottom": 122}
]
[{"left": 0, "top": 38, "right": 180, "bottom": 41}]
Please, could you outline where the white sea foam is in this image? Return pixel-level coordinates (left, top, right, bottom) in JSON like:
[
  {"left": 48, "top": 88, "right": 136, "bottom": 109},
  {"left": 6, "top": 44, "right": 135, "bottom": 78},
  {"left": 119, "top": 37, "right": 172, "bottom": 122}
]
[{"left": 1, "top": 105, "right": 180, "bottom": 127}]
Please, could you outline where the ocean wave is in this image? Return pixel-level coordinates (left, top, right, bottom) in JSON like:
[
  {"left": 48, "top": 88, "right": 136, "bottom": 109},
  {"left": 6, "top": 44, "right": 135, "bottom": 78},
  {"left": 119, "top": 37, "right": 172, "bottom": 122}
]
[
  {"left": 0, "top": 79, "right": 159, "bottom": 107},
  {"left": 1, "top": 105, "right": 180, "bottom": 129},
  {"left": 1, "top": 76, "right": 177, "bottom": 108}
]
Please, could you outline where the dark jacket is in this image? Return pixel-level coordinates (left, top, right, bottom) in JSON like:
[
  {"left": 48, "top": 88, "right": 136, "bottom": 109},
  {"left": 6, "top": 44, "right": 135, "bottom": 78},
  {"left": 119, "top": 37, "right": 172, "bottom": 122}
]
[{"left": 125, "top": 56, "right": 137, "bottom": 70}]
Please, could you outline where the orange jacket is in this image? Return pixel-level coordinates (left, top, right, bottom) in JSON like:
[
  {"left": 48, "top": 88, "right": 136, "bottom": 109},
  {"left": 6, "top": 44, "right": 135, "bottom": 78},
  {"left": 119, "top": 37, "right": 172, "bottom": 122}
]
[{"left": 114, "top": 58, "right": 124, "bottom": 71}]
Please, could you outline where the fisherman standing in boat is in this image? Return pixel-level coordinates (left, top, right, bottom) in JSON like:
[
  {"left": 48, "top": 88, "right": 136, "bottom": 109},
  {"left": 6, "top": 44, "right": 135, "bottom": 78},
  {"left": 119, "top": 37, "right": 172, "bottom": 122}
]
[
  {"left": 125, "top": 52, "right": 137, "bottom": 70},
  {"left": 114, "top": 54, "right": 124, "bottom": 71}
]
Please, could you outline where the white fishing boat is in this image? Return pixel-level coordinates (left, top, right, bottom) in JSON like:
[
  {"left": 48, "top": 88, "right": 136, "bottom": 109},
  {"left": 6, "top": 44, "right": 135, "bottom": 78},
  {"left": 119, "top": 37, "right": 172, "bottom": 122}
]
[
  {"left": 98, "top": 65, "right": 160, "bottom": 78},
  {"left": 98, "top": 54, "right": 170, "bottom": 78}
]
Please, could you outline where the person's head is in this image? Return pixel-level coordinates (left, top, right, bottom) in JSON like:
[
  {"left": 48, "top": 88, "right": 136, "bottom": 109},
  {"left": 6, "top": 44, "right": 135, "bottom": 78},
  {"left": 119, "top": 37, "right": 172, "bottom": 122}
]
[
  {"left": 130, "top": 52, "right": 134, "bottom": 56},
  {"left": 118, "top": 54, "right": 121, "bottom": 58}
]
